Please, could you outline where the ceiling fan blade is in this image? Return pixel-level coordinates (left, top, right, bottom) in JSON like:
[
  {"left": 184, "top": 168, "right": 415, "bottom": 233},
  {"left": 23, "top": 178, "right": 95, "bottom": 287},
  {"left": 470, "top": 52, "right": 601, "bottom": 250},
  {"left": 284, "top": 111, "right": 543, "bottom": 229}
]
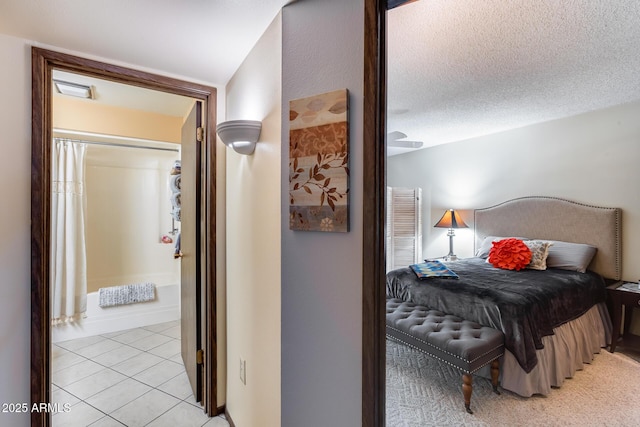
[
  {"left": 388, "top": 140, "right": 423, "bottom": 148},
  {"left": 387, "top": 131, "right": 407, "bottom": 140}
]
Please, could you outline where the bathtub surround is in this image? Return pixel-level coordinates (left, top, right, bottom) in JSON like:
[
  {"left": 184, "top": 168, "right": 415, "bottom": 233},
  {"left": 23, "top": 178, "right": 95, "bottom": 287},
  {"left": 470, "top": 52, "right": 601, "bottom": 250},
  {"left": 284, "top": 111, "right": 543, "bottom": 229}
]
[
  {"left": 83, "top": 142, "right": 181, "bottom": 294},
  {"left": 52, "top": 283, "right": 180, "bottom": 343},
  {"left": 48, "top": 139, "right": 183, "bottom": 343}
]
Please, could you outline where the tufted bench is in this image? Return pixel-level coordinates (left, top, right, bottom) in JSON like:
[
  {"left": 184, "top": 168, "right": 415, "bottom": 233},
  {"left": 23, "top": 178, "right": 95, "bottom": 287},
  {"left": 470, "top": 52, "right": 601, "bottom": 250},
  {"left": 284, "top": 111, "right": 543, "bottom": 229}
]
[{"left": 386, "top": 298, "right": 505, "bottom": 414}]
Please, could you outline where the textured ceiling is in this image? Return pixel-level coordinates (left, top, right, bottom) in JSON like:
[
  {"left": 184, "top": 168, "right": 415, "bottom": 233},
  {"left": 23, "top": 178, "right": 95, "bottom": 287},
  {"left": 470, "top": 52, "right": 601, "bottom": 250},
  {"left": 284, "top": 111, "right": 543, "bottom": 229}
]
[
  {"left": 387, "top": 0, "right": 640, "bottom": 155},
  {"left": 2, "top": 0, "right": 639, "bottom": 150}
]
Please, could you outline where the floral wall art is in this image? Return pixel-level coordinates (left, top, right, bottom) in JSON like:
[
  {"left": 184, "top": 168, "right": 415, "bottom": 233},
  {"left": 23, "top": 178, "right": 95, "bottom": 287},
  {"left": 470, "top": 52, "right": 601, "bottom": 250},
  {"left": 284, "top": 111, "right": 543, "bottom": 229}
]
[{"left": 289, "top": 89, "right": 349, "bottom": 232}]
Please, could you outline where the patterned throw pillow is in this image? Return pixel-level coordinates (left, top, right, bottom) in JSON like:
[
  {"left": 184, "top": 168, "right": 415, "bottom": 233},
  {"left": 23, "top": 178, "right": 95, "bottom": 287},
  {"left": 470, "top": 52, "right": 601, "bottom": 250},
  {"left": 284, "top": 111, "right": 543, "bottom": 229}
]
[
  {"left": 488, "top": 238, "right": 532, "bottom": 271},
  {"left": 524, "top": 240, "right": 553, "bottom": 270}
]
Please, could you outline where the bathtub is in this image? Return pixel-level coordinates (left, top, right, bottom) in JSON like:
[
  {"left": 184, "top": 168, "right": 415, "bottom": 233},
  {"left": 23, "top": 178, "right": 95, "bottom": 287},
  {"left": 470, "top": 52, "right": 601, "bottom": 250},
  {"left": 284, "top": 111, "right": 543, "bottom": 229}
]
[{"left": 51, "top": 283, "right": 180, "bottom": 343}]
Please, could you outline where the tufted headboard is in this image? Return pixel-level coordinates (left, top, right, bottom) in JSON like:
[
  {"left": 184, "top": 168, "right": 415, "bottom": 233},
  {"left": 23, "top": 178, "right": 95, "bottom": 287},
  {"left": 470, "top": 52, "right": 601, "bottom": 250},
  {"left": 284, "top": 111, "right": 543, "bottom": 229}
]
[{"left": 474, "top": 196, "right": 622, "bottom": 280}]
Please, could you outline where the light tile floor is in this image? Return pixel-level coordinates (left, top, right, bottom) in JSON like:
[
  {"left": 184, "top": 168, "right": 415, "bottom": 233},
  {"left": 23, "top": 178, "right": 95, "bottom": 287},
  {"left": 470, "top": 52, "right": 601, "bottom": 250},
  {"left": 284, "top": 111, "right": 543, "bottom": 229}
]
[{"left": 52, "top": 320, "right": 229, "bottom": 427}]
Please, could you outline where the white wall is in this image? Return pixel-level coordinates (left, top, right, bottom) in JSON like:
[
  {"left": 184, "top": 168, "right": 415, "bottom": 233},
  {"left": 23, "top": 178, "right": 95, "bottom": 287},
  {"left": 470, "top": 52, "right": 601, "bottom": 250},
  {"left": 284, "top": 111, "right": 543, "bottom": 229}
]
[
  {"left": 387, "top": 101, "right": 640, "bottom": 282},
  {"left": 0, "top": 32, "right": 227, "bottom": 425},
  {"left": 281, "top": 1, "right": 364, "bottom": 426},
  {"left": 0, "top": 33, "right": 32, "bottom": 427},
  {"left": 223, "top": 14, "right": 282, "bottom": 427}
]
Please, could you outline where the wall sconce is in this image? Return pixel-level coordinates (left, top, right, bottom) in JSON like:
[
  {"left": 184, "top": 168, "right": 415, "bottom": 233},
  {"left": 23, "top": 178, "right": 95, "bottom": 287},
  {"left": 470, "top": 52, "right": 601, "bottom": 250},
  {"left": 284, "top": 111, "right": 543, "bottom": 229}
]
[{"left": 216, "top": 120, "right": 262, "bottom": 155}]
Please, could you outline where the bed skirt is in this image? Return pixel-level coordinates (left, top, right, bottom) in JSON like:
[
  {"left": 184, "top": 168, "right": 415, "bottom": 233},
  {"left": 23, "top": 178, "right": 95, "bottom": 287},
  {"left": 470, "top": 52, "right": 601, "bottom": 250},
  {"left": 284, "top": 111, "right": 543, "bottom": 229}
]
[{"left": 477, "top": 302, "right": 612, "bottom": 397}]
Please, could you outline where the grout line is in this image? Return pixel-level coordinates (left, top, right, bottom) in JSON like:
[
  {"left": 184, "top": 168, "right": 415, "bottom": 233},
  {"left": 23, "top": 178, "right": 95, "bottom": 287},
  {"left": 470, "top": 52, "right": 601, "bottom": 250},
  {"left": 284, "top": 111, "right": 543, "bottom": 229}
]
[
  {"left": 88, "top": 414, "right": 128, "bottom": 427},
  {"left": 52, "top": 324, "right": 223, "bottom": 426},
  {"left": 125, "top": 388, "right": 183, "bottom": 426}
]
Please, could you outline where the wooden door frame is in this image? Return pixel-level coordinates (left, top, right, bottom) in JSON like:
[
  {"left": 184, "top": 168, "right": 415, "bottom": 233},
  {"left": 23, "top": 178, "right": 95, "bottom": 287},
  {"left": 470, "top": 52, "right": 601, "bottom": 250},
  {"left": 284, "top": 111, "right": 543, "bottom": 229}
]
[
  {"left": 30, "top": 47, "right": 218, "bottom": 426},
  {"left": 363, "top": 0, "right": 418, "bottom": 426},
  {"left": 362, "top": 0, "right": 387, "bottom": 426}
]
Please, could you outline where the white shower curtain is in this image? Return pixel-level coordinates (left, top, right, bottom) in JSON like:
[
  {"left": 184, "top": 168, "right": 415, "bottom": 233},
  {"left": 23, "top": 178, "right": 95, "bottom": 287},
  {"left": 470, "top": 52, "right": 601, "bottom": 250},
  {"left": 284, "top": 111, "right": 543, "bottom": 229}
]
[{"left": 51, "top": 140, "right": 88, "bottom": 325}]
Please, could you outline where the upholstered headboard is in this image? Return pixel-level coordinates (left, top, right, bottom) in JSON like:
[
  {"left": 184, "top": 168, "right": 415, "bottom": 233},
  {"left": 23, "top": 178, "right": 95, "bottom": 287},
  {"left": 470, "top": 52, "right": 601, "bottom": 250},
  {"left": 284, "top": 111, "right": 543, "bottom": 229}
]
[{"left": 474, "top": 196, "right": 622, "bottom": 280}]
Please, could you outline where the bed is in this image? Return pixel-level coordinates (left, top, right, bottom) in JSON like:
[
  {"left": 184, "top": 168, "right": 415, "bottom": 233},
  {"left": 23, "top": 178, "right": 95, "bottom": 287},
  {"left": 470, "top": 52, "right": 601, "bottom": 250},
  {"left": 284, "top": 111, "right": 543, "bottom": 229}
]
[{"left": 386, "top": 196, "right": 620, "bottom": 397}]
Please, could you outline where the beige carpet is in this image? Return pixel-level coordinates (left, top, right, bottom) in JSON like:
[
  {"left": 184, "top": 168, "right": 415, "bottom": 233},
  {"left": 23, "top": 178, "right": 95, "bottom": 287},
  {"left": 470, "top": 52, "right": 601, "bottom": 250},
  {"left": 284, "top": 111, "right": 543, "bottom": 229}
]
[{"left": 386, "top": 339, "right": 640, "bottom": 426}]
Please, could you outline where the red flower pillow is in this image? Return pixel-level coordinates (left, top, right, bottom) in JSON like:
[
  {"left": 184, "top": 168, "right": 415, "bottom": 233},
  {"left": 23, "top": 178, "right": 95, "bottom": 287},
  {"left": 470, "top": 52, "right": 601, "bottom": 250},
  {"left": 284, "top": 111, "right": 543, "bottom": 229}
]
[{"left": 488, "top": 238, "right": 532, "bottom": 271}]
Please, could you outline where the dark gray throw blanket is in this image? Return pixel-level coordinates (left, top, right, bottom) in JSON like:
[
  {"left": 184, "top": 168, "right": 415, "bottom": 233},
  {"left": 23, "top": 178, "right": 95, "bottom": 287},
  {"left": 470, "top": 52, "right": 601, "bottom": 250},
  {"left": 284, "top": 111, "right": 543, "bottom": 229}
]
[{"left": 386, "top": 257, "right": 606, "bottom": 373}]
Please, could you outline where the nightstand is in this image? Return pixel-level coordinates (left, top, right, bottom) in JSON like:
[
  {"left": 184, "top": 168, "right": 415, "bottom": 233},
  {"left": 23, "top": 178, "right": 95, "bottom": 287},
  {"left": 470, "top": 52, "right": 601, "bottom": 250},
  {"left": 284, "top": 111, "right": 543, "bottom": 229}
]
[{"left": 607, "top": 281, "right": 640, "bottom": 353}]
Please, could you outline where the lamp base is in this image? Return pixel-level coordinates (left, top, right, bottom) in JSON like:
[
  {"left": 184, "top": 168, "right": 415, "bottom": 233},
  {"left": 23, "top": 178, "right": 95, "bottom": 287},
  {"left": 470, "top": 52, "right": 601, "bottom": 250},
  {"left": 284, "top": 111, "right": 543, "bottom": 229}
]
[{"left": 443, "top": 254, "right": 459, "bottom": 262}]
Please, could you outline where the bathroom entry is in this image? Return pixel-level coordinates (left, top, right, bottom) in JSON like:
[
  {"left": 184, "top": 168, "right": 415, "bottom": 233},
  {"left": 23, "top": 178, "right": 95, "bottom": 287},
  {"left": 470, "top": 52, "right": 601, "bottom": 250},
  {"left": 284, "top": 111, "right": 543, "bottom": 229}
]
[
  {"left": 50, "top": 74, "right": 188, "bottom": 338},
  {"left": 51, "top": 71, "right": 201, "bottom": 403},
  {"left": 31, "top": 48, "right": 219, "bottom": 425}
]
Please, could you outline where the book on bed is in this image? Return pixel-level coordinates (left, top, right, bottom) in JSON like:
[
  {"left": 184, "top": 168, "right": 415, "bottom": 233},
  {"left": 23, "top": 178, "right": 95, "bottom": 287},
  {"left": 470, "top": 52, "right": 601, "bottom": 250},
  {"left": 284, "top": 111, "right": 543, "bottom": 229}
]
[{"left": 410, "top": 260, "right": 459, "bottom": 279}]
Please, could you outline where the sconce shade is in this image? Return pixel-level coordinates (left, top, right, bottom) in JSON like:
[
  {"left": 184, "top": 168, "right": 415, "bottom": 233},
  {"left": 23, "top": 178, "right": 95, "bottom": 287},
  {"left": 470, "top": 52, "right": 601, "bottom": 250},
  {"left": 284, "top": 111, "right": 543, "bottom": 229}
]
[
  {"left": 434, "top": 209, "right": 468, "bottom": 229},
  {"left": 216, "top": 120, "right": 262, "bottom": 155}
]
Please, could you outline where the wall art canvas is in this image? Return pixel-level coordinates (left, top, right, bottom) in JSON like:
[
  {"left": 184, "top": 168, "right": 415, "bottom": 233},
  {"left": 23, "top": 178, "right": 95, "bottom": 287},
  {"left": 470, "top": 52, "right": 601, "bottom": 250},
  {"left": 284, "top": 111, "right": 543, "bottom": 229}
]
[{"left": 289, "top": 89, "right": 349, "bottom": 232}]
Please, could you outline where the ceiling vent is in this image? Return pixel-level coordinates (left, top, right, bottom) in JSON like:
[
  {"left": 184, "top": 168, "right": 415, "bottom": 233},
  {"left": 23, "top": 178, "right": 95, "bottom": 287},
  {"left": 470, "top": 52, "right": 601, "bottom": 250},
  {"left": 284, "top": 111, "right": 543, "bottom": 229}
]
[{"left": 53, "top": 79, "right": 95, "bottom": 99}]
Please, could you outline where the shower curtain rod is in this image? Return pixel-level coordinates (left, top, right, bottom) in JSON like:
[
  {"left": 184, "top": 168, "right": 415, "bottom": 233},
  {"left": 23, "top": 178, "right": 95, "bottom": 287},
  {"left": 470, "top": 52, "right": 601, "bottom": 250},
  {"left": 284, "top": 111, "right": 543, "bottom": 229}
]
[{"left": 53, "top": 137, "right": 180, "bottom": 153}]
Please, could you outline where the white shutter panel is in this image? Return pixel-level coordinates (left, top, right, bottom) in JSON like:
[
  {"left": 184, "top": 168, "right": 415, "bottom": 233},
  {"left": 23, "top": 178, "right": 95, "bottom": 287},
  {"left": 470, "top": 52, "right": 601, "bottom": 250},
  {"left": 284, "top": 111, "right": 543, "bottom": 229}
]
[{"left": 386, "top": 187, "right": 422, "bottom": 271}]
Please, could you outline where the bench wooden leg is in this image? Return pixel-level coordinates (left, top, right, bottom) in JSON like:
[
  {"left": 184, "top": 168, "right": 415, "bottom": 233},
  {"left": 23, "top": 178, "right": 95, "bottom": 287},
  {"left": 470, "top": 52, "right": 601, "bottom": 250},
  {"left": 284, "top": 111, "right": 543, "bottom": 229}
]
[
  {"left": 491, "top": 358, "right": 501, "bottom": 395},
  {"left": 462, "top": 373, "right": 473, "bottom": 414}
]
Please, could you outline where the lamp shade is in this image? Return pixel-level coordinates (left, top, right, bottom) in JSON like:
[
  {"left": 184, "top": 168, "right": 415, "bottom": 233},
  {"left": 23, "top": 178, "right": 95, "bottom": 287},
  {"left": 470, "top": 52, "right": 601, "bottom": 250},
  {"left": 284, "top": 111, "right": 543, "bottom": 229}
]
[{"left": 434, "top": 209, "right": 468, "bottom": 229}]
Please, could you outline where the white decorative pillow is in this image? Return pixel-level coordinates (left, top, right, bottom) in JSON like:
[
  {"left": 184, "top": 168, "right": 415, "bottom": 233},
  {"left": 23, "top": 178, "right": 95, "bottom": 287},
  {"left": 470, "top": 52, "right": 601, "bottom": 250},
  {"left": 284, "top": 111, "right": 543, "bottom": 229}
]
[
  {"left": 524, "top": 240, "right": 553, "bottom": 270},
  {"left": 475, "top": 236, "right": 498, "bottom": 258},
  {"left": 545, "top": 240, "right": 597, "bottom": 273}
]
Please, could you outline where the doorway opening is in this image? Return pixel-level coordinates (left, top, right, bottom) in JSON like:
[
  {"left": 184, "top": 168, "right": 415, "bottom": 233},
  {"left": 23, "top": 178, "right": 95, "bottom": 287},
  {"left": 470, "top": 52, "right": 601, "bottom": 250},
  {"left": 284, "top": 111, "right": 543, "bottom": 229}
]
[
  {"left": 31, "top": 47, "right": 218, "bottom": 426},
  {"left": 50, "top": 69, "right": 192, "bottom": 343}
]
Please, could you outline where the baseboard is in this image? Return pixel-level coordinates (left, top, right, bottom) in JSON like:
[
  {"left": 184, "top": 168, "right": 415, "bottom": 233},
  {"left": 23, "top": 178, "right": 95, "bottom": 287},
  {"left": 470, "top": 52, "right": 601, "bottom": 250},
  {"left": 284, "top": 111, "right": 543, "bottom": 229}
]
[{"left": 224, "top": 407, "right": 236, "bottom": 427}]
